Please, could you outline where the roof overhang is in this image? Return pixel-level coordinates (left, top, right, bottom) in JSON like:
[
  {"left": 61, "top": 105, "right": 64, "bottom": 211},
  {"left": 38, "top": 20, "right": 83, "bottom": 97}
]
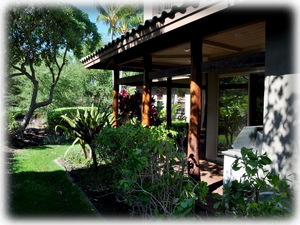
[{"left": 81, "top": 2, "right": 277, "bottom": 74}]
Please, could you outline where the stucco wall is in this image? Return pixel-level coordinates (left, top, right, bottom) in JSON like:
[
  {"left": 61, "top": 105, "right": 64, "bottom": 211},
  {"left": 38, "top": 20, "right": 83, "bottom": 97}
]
[{"left": 262, "top": 74, "right": 298, "bottom": 177}]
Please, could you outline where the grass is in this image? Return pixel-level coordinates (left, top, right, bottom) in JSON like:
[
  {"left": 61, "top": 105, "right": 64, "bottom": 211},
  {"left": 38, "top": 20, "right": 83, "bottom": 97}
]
[
  {"left": 8, "top": 145, "right": 97, "bottom": 218},
  {"left": 218, "top": 135, "right": 237, "bottom": 149}
]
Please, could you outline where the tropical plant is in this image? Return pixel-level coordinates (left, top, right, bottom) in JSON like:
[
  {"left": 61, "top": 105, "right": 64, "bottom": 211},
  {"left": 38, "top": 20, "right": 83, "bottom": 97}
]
[
  {"left": 7, "top": 5, "right": 100, "bottom": 135},
  {"left": 116, "top": 7, "right": 143, "bottom": 35},
  {"left": 118, "top": 89, "right": 161, "bottom": 126},
  {"left": 48, "top": 107, "right": 96, "bottom": 132},
  {"left": 213, "top": 147, "right": 293, "bottom": 218},
  {"left": 56, "top": 104, "right": 113, "bottom": 170}
]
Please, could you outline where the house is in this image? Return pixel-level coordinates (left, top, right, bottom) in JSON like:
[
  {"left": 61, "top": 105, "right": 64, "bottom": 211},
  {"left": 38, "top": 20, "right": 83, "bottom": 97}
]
[{"left": 81, "top": 0, "right": 296, "bottom": 181}]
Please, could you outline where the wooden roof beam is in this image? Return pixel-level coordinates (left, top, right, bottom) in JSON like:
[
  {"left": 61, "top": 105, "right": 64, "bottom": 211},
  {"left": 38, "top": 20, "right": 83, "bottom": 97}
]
[
  {"left": 203, "top": 40, "right": 241, "bottom": 52},
  {"left": 117, "top": 52, "right": 265, "bottom": 85}
]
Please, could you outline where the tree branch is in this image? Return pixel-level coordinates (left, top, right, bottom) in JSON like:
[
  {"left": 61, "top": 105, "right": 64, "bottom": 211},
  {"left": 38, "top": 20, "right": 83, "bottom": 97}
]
[
  {"left": 28, "top": 57, "right": 36, "bottom": 80},
  {"left": 9, "top": 64, "right": 33, "bottom": 80},
  {"left": 34, "top": 83, "right": 56, "bottom": 109},
  {"left": 10, "top": 64, "right": 24, "bottom": 73},
  {"left": 8, "top": 72, "right": 25, "bottom": 78},
  {"left": 54, "top": 47, "right": 69, "bottom": 85},
  {"left": 36, "top": 48, "right": 69, "bottom": 110}
]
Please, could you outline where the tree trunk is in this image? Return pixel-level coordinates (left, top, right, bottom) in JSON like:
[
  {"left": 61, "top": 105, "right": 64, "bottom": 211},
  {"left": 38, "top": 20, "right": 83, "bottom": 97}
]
[
  {"left": 18, "top": 80, "right": 39, "bottom": 137},
  {"left": 90, "top": 143, "right": 98, "bottom": 171},
  {"left": 230, "top": 132, "right": 234, "bottom": 145},
  {"left": 225, "top": 133, "right": 230, "bottom": 146},
  {"left": 18, "top": 79, "right": 56, "bottom": 138},
  {"left": 20, "top": 106, "right": 35, "bottom": 132}
]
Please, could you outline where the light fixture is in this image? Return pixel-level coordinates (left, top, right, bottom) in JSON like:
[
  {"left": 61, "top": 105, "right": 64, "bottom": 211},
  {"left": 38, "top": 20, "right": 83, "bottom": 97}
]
[{"left": 184, "top": 48, "right": 190, "bottom": 52}]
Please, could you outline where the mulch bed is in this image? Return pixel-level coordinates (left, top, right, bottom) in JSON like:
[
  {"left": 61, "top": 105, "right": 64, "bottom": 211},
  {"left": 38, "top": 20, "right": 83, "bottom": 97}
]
[
  {"left": 58, "top": 160, "right": 222, "bottom": 218},
  {"left": 57, "top": 160, "right": 133, "bottom": 217}
]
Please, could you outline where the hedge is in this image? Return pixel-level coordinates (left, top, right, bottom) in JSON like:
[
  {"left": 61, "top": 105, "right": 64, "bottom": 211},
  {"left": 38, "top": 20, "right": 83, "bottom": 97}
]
[{"left": 169, "top": 121, "right": 189, "bottom": 132}]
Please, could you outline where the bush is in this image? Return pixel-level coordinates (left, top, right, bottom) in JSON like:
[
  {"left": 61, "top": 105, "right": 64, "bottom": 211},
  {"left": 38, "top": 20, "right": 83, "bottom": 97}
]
[
  {"left": 62, "top": 144, "right": 92, "bottom": 169},
  {"left": 47, "top": 107, "right": 93, "bottom": 132},
  {"left": 158, "top": 103, "right": 186, "bottom": 122},
  {"left": 213, "top": 147, "right": 293, "bottom": 218},
  {"left": 6, "top": 107, "right": 26, "bottom": 133},
  {"left": 170, "top": 121, "right": 188, "bottom": 131},
  {"left": 96, "top": 124, "right": 208, "bottom": 217},
  {"left": 118, "top": 89, "right": 162, "bottom": 126}
]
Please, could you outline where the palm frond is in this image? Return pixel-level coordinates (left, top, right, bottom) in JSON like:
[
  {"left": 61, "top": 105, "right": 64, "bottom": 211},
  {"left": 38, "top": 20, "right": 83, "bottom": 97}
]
[{"left": 95, "top": 2, "right": 143, "bottom": 39}]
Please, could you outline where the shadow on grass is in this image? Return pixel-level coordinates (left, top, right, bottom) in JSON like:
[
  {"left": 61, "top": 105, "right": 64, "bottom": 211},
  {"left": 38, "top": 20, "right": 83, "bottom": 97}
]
[
  {"left": 25, "top": 145, "right": 54, "bottom": 150},
  {"left": 7, "top": 170, "right": 97, "bottom": 218},
  {"left": 65, "top": 164, "right": 132, "bottom": 217}
]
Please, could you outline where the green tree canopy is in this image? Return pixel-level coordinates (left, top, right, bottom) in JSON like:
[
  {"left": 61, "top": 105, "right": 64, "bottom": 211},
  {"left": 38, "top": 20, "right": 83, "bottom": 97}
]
[
  {"left": 8, "top": 60, "right": 112, "bottom": 111},
  {"left": 7, "top": 5, "right": 101, "bottom": 134}
]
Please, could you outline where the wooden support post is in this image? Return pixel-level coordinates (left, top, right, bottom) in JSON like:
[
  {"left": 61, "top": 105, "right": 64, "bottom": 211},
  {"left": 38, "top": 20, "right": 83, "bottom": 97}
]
[
  {"left": 187, "top": 37, "right": 202, "bottom": 182},
  {"left": 112, "top": 69, "right": 119, "bottom": 127},
  {"left": 166, "top": 77, "right": 172, "bottom": 128},
  {"left": 142, "top": 55, "right": 152, "bottom": 126}
]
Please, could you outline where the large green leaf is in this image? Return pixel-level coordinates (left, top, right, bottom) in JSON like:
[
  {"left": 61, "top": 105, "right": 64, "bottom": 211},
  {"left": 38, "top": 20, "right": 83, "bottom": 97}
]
[{"left": 60, "top": 115, "right": 76, "bottom": 128}]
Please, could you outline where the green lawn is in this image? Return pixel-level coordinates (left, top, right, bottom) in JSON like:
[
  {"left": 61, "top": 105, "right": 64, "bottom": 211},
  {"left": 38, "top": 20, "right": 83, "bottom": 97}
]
[
  {"left": 218, "top": 135, "right": 237, "bottom": 149},
  {"left": 8, "top": 145, "right": 97, "bottom": 218}
]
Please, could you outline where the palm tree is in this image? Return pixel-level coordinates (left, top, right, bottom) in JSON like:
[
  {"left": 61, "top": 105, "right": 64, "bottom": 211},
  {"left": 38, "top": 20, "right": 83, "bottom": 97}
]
[
  {"left": 96, "top": 2, "right": 143, "bottom": 89},
  {"left": 116, "top": 8, "right": 143, "bottom": 35},
  {"left": 96, "top": 2, "right": 143, "bottom": 41}
]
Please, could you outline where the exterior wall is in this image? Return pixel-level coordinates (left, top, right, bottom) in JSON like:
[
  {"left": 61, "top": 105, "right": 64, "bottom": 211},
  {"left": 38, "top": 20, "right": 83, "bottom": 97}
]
[
  {"left": 262, "top": 9, "right": 297, "bottom": 178},
  {"left": 222, "top": 151, "right": 244, "bottom": 186},
  {"left": 262, "top": 74, "right": 297, "bottom": 177}
]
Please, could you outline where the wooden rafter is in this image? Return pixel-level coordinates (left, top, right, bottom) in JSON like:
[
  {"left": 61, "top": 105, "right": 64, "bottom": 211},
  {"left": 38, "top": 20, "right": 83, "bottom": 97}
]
[
  {"left": 117, "top": 52, "right": 265, "bottom": 86},
  {"left": 203, "top": 40, "right": 241, "bottom": 52}
]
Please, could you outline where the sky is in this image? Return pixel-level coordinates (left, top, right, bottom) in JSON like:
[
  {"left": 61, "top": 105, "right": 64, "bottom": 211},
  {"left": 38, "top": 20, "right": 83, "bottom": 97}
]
[
  {"left": 74, "top": 5, "right": 111, "bottom": 44},
  {"left": 73, "top": 0, "right": 145, "bottom": 45}
]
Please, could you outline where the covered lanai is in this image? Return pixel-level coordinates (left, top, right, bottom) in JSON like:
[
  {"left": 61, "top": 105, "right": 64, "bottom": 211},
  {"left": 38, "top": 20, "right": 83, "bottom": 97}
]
[{"left": 81, "top": 1, "right": 295, "bottom": 181}]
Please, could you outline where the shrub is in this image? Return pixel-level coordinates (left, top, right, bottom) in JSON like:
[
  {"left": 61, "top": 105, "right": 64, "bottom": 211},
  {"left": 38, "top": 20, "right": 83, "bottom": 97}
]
[
  {"left": 6, "top": 107, "right": 26, "bottom": 133},
  {"left": 6, "top": 111, "right": 20, "bottom": 133},
  {"left": 170, "top": 121, "right": 188, "bottom": 131},
  {"left": 62, "top": 144, "right": 92, "bottom": 169},
  {"left": 96, "top": 124, "right": 208, "bottom": 217},
  {"left": 213, "top": 147, "right": 293, "bottom": 218},
  {"left": 158, "top": 103, "right": 186, "bottom": 122},
  {"left": 118, "top": 89, "right": 162, "bottom": 126},
  {"left": 47, "top": 107, "right": 93, "bottom": 132}
]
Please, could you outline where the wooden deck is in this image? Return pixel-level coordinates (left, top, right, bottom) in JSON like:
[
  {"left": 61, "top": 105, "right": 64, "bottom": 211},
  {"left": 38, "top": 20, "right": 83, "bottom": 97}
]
[{"left": 200, "top": 159, "right": 223, "bottom": 195}]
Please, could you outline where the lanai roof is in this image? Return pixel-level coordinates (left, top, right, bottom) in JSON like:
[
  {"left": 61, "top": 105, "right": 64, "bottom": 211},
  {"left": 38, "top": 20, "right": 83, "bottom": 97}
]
[{"left": 81, "top": 1, "right": 266, "bottom": 72}]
